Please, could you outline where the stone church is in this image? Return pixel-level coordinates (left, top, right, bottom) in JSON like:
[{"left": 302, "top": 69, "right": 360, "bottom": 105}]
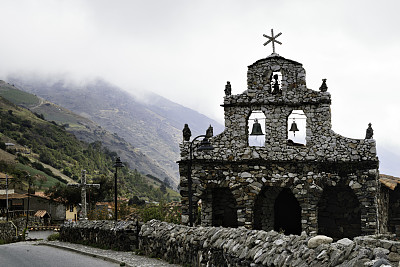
[{"left": 179, "top": 33, "right": 399, "bottom": 239}]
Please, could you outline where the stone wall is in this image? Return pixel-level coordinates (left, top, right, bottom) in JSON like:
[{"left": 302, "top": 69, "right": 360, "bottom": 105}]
[
  {"left": 0, "top": 221, "right": 18, "bottom": 243},
  {"left": 0, "top": 217, "right": 46, "bottom": 243},
  {"left": 59, "top": 219, "right": 400, "bottom": 266},
  {"left": 140, "top": 220, "right": 400, "bottom": 267},
  {"left": 60, "top": 220, "right": 141, "bottom": 251}
]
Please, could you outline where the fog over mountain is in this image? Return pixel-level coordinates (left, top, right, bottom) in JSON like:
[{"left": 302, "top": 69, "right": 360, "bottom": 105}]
[{"left": 8, "top": 75, "right": 225, "bottom": 185}]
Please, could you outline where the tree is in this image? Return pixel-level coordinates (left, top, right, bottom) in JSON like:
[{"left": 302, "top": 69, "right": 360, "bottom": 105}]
[
  {"left": 163, "top": 177, "right": 171, "bottom": 188},
  {"left": 36, "top": 174, "right": 47, "bottom": 189},
  {"left": 160, "top": 183, "right": 167, "bottom": 194},
  {"left": 45, "top": 183, "right": 81, "bottom": 205}
]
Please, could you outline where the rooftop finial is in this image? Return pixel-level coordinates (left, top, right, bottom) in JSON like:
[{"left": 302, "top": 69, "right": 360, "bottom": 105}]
[{"left": 263, "top": 29, "right": 282, "bottom": 54}]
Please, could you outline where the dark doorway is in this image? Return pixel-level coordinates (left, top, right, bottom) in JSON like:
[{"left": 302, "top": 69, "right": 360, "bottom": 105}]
[
  {"left": 318, "top": 185, "right": 361, "bottom": 239},
  {"left": 212, "top": 188, "right": 238, "bottom": 228},
  {"left": 388, "top": 186, "right": 400, "bottom": 235},
  {"left": 274, "top": 188, "right": 302, "bottom": 235},
  {"left": 253, "top": 186, "right": 281, "bottom": 231}
]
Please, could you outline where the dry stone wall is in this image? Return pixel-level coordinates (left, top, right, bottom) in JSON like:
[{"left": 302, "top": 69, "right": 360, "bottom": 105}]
[
  {"left": 60, "top": 220, "right": 141, "bottom": 251},
  {"left": 0, "top": 222, "right": 18, "bottom": 243},
  {"left": 140, "top": 220, "right": 400, "bottom": 267},
  {"left": 59, "top": 219, "right": 400, "bottom": 266}
]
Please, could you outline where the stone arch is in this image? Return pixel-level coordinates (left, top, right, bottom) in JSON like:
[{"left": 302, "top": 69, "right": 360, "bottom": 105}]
[
  {"left": 317, "top": 184, "right": 361, "bottom": 239},
  {"left": 211, "top": 187, "right": 238, "bottom": 228},
  {"left": 253, "top": 186, "right": 302, "bottom": 234}
]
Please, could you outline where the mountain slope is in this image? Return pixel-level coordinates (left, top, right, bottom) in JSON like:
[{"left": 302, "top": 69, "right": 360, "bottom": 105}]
[
  {"left": 0, "top": 93, "right": 179, "bottom": 201},
  {"left": 7, "top": 77, "right": 224, "bottom": 184},
  {"left": 0, "top": 80, "right": 173, "bottom": 184}
]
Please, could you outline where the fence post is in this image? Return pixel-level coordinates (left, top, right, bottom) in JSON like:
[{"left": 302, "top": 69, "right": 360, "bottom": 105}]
[{"left": 136, "top": 220, "right": 140, "bottom": 249}]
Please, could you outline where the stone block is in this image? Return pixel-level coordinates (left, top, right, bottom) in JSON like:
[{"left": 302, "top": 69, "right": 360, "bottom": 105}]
[{"left": 308, "top": 235, "right": 333, "bottom": 248}]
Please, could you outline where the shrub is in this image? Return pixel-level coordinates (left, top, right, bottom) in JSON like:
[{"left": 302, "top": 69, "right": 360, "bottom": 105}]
[{"left": 47, "top": 232, "right": 60, "bottom": 241}]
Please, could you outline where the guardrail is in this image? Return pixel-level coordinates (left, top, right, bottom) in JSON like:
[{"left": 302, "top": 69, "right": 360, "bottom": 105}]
[{"left": 29, "top": 225, "right": 60, "bottom": 231}]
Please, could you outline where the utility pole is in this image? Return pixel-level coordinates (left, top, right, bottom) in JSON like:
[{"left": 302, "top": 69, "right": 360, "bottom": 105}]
[
  {"left": 25, "top": 174, "right": 31, "bottom": 230},
  {"left": 6, "top": 174, "right": 9, "bottom": 221},
  {"left": 114, "top": 157, "right": 123, "bottom": 222}
]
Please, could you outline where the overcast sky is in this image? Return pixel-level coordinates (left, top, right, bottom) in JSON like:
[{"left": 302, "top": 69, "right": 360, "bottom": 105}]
[{"left": 0, "top": 0, "right": 399, "bottom": 175}]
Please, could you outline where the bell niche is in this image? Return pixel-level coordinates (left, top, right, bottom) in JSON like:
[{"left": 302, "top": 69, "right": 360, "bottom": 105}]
[
  {"left": 287, "top": 110, "right": 306, "bottom": 146},
  {"left": 248, "top": 110, "right": 265, "bottom": 147}
]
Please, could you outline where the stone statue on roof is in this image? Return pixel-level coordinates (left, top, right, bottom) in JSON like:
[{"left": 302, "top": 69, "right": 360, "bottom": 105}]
[
  {"left": 365, "top": 123, "right": 373, "bottom": 139},
  {"left": 183, "top": 124, "right": 191, "bottom": 141}
]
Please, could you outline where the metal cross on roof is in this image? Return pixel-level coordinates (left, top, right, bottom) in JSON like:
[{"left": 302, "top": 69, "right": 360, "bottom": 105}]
[{"left": 263, "top": 29, "right": 282, "bottom": 54}]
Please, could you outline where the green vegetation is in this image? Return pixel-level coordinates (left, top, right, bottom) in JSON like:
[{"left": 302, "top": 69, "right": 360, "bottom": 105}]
[
  {"left": 47, "top": 232, "right": 60, "bottom": 241},
  {"left": 0, "top": 82, "right": 40, "bottom": 107},
  {"left": 0, "top": 97, "right": 116, "bottom": 181},
  {"left": 136, "top": 202, "right": 181, "bottom": 224},
  {"left": 0, "top": 93, "right": 179, "bottom": 204}
]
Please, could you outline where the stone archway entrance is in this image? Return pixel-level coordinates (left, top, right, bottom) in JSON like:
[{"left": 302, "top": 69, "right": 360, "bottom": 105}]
[
  {"left": 318, "top": 185, "right": 361, "bottom": 239},
  {"left": 274, "top": 188, "right": 302, "bottom": 235},
  {"left": 253, "top": 187, "right": 301, "bottom": 235},
  {"left": 212, "top": 188, "right": 238, "bottom": 228}
]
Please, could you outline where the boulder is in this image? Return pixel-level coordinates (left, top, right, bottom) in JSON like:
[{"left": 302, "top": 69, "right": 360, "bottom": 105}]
[{"left": 308, "top": 235, "right": 333, "bottom": 249}]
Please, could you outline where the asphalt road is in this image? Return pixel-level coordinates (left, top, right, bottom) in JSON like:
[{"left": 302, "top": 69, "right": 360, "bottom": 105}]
[{"left": 0, "top": 242, "right": 118, "bottom": 267}]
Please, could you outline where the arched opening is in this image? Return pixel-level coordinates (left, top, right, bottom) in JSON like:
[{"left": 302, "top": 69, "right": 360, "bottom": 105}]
[
  {"left": 248, "top": 110, "right": 265, "bottom": 147},
  {"left": 253, "top": 186, "right": 301, "bottom": 235},
  {"left": 274, "top": 188, "right": 302, "bottom": 235},
  {"left": 388, "top": 186, "right": 400, "bottom": 234},
  {"left": 318, "top": 185, "right": 361, "bottom": 239},
  {"left": 270, "top": 71, "right": 282, "bottom": 95},
  {"left": 212, "top": 188, "right": 238, "bottom": 228},
  {"left": 287, "top": 110, "right": 306, "bottom": 146},
  {"left": 253, "top": 186, "right": 281, "bottom": 231}
]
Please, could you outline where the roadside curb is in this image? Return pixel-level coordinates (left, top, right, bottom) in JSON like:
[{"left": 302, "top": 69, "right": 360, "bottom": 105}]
[{"left": 38, "top": 242, "right": 131, "bottom": 267}]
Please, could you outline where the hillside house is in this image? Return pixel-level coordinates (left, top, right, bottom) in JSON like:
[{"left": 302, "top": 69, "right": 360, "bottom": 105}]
[
  {"left": 0, "top": 191, "right": 65, "bottom": 222},
  {"left": 178, "top": 48, "right": 395, "bottom": 239}
]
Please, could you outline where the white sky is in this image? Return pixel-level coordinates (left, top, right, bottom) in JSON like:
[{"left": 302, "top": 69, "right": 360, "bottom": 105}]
[{"left": 0, "top": 0, "right": 399, "bottom": 175}]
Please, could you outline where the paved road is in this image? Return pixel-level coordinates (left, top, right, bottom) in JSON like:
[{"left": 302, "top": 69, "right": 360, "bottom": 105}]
[
  {"left": 26, "top": 230, "right": 56, "bottom": 240},
  {"left": 0, "top": 242, "right": 118, "bottom": 267},
  {"left": 0, "top": 241, "right": 181, "bottom": 267}
]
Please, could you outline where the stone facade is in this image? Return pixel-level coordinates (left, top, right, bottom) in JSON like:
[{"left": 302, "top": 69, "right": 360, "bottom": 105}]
[{"left": 179, "top": 54, "right": 383, "bottom": 238}]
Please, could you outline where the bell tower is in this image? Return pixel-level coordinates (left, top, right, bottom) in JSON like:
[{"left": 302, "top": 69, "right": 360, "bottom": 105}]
[{"left": 179, "top": 29, "right": 381, "bottom": 238}]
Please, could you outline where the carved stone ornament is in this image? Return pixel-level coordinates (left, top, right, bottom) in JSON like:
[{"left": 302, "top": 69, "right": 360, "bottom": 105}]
[
  {"left": 225, "top": 81, "right": 232, "bottom": 96},
  {"left": 319, "top": 79, "right": 328, "bottom": 92},
  {"left": 183, "top": 124, "right": 191, "bottom": 141},
  {"left": 206, "top": 125, "right": 214, "bottom": 138},
  {"left": 365, "top": 123, "right": 373, "bottom": 139}
]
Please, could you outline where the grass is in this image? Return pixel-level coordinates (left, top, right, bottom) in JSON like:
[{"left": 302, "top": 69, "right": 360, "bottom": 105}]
[
  {"left": 16, "top": 163, "right": 63, "bottom": 188},
  {"left": 0, "top": 85, "right": 40, "bottom": 107}
]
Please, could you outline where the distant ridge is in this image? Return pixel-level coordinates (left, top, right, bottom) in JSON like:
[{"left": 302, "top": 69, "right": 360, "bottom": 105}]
[
  {"left": 0, "top": 80, "right": 173, "bottom": 185},
  {"left": 7, "top": 76, "right": 224, "bottom": 185}
]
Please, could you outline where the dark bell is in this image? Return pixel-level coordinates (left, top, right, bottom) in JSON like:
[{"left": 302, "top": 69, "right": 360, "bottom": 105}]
[
  {"left": 289, "top": 120, "right": 299, "bottom": 136},
  {"left": 250, "top": 119, "right": 264, "bottom": 136}
]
